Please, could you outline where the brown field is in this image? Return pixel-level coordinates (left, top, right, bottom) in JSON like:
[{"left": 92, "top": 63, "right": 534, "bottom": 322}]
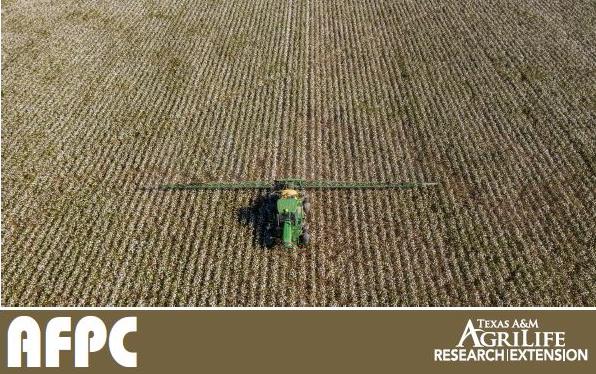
[{"left": 2, "top": 0, "right": 595, "bottom": 306}]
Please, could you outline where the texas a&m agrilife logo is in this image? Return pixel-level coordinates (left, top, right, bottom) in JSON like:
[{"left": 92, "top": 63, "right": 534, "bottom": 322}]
[
  {"left": 6, "top": 316, "right": 137, "bottom": 368},
  {"left": 434, "top": 318, "right": 589, "bottom": 362}
]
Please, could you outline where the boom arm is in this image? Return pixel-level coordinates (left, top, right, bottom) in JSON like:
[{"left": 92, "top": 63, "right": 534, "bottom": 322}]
[
  {"left": 155, "top": 179, "right": 437, "bottom": 191},
  {"left": 157, "top": 181, "right": 273, "bottom": 190},
  {"left": 298, "top": 180, "right": 437, "bottom": 189}
]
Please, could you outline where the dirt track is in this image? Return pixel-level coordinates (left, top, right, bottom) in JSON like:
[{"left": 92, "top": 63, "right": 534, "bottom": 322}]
[{"left": 2, "top": 0, "right": 595, "bottom": 306}]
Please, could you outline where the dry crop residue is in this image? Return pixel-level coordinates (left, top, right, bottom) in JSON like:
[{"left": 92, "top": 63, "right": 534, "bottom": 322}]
[{"left": 2, "top": 0, "right": 595, "bottom": 306}]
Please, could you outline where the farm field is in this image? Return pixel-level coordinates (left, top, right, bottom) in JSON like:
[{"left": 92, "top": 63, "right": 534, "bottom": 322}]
[{"left": 2, "top": 0, "right": 595, "bottom": 306}]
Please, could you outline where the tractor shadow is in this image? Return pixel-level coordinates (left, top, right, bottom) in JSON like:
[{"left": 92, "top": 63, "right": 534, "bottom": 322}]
[{"left": 237, "top": 193, "right": 278, "bottom": 249}]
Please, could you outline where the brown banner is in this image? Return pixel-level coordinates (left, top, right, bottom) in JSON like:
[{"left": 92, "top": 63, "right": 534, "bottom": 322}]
[{"left": 1, "top": 310, "right": 593, "bottom": 373}]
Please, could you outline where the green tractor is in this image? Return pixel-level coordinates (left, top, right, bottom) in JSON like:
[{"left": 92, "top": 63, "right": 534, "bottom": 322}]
[
  {"left": 157, "top": 178, "right": 437, "bottom": 249},
  {"left": 272, "top": 186, "right": 310, "bottom": 248}
]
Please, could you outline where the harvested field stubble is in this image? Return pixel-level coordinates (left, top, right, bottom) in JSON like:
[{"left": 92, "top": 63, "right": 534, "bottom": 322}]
[{"left": 2, "top": 0, "right": 595, "bottom": 306}]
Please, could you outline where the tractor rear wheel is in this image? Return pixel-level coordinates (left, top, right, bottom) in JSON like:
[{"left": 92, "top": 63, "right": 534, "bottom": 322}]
[{"left": 301, "top": 232, "right": 310, "bottom": 246}]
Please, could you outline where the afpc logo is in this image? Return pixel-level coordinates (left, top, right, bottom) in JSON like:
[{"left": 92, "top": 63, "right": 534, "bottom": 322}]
[{"left": 7, "top": 316, "right": 137, "bottom": 368}]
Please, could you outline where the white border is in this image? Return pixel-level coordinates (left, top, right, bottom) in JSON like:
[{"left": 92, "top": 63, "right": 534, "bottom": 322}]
[{"left": 2, "top": 307, "right": 595, "bottom": 311}]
